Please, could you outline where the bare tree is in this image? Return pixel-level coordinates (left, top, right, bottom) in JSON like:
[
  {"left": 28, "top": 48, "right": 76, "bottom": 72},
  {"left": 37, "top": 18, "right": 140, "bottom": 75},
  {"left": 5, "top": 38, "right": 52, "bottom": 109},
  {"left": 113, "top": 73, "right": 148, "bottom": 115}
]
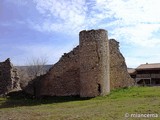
[
  {"left": 16, "top": 56, "right": 49, "bottom": 89},
  {"left": 17, "top": 67, "right": 29, "bottom": 89},
  {"left": 27, "top": 56, "right": 48, "bottom": 79}
]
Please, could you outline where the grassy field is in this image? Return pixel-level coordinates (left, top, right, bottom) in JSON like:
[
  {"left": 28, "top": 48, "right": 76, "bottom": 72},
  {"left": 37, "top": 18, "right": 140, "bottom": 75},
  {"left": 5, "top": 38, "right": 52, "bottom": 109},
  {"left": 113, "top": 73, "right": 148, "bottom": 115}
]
[{"left": 0, "top": 86, "right": 160, "bottom": 120}]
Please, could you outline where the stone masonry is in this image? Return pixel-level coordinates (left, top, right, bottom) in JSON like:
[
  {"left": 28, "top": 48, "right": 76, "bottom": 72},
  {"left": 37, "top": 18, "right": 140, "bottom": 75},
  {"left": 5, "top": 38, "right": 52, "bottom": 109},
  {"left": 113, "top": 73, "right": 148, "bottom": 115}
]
[
  {"left": 109, "top": 39, "right": 134, "bottom": 89},
  {"left": 79, "top": 30, "right": 110, "bottom": 97},
  {"left": 25, "top": 46, "right": 80, "bottom": 96},
  {"left": 0, "top": 58, "right": 20, "bottom": 95},
  {"left": 24, "top": 29, "right": 134, "bottom": 97}
]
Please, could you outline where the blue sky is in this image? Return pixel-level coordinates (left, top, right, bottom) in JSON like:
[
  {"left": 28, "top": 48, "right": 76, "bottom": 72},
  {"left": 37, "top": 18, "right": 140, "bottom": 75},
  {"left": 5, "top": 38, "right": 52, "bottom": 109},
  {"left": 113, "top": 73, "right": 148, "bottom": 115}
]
[{"left": 0, "top": 0, "right": 160, "bottom": 68}]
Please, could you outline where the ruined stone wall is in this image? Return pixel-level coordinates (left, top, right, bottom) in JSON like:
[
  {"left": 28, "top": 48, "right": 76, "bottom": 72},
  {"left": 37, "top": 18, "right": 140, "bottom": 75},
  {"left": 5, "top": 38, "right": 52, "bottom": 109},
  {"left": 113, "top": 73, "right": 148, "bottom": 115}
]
[
  {"left": 0, "top": 58, "right": 20, "bottom": 95},
  {"left": 109, "top": 39, "right": 134, "bottom": 89},
  {"left": 16, "top": 65, "right": 52, "bottom": 89},
  {"left": 24, "top": 29, "right": 134, "bottom": 97},
  {"left": 79, "top": 29, "right": 110, "bottom": 97},
  {"left": 31, "top": 46, "right": 80, "bottom": 96}
]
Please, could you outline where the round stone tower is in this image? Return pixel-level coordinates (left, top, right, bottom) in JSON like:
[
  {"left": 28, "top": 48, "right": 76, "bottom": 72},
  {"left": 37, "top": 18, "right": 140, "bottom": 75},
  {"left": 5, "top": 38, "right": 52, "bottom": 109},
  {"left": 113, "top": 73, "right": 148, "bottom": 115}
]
[{"left": 79, "top": 29, "right": 110, "bottom": 97}]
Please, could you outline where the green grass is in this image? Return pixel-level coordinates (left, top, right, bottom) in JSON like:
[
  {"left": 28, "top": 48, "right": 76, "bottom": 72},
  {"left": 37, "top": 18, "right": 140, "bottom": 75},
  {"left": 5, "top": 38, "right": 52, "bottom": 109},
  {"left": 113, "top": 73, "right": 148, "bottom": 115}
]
[{"left": 0, "top": 86, "right": 160, "bottom": 120}]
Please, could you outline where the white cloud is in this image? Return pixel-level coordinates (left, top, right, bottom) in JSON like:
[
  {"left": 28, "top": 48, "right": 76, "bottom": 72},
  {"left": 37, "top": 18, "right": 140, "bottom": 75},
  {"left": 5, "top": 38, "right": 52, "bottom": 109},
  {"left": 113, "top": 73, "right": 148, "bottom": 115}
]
[
  {"left": 93, "top": 0, "right": 160, "bottom": 45},
  {"left": 32, "top": 0, "right": 87, "bottom": 34},
  {"left": 28, "top": 0, "right": 160, "bottom": 67},
  {"left": 93, "top": 0, "right": 160, "bottom": 67},
  {"left": 31, "top": 0, "right": 160, "bottom": 45},
  {"left": 95, "top": 0, "right": 160, "bottom": 24},
  {"left": 111, "top": 23, "right": 160, "bottom": 47}
]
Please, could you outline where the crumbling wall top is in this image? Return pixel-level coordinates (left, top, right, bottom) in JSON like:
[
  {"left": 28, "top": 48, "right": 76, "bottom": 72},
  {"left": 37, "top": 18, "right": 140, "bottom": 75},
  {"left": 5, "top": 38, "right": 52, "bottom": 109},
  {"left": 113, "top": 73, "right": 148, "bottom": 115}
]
[
  {"left": 80, "top": 29, "right": 106, "bottom": 33},
  {"left": 79, "top": 29, "right": 107, "bottom": 35},
  {"left": 79, "top": 29, "right": 108, "bottom": 43}
]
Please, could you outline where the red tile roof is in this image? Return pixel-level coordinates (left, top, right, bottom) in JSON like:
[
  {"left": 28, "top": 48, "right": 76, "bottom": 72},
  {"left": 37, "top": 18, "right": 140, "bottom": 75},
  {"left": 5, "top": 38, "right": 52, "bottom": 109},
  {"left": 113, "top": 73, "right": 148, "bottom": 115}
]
[{"left": 136, "top": 63, "right": 160, "bottom": 70}]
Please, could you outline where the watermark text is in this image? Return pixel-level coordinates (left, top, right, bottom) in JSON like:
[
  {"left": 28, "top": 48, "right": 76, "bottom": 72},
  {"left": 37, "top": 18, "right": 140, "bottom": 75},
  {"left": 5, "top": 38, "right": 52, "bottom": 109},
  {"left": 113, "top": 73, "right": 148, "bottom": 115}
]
[{"left": 125, "top": 113, "right": 159, "bottom": 118}]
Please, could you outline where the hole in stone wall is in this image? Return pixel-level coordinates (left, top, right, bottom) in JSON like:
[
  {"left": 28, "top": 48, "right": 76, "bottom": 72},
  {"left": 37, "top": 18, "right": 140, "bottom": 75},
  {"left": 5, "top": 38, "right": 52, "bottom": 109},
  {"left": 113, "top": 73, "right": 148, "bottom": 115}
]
[
  {"left": 98, "top": 84, "right": 101, "bottom": 93},
  {"left": 0, "top": 71, "right": 2, "bottom": 77}
]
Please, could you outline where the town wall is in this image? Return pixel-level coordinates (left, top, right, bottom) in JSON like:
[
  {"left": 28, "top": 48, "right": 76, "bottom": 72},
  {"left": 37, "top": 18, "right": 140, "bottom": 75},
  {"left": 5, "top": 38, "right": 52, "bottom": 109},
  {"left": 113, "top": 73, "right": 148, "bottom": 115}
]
[
  {"left": 109, "top": 39, "right": 134, "bottom": 89},
  {"left": 29, "top": 46, "right": 80, "bottom": 96},
  {"left": 79, "top": 29, "right": 110, "bottom": 97},
  {"left": 24, "top": 29, "right": 134, "bottom": 97},
  {"left": 0, "top": 58, "right": 20, "bottom": 95}
]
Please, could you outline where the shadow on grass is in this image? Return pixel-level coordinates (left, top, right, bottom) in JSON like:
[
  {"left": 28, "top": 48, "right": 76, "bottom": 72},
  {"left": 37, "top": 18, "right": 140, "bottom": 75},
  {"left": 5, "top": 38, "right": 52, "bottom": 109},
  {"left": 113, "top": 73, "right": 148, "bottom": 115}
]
[{"left": 0, "top": 91, "right": 91, "bottom": 109}]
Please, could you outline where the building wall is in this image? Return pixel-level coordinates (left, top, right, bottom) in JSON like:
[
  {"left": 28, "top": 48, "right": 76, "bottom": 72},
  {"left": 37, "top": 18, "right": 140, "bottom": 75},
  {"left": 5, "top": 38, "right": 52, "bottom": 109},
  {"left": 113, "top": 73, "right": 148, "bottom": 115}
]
[
  {"left": 135, "top": 69, "right": 160, "bottom": 86},
  {"left": 0, "top": 58, "right": 20, "bottom": 95}
]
